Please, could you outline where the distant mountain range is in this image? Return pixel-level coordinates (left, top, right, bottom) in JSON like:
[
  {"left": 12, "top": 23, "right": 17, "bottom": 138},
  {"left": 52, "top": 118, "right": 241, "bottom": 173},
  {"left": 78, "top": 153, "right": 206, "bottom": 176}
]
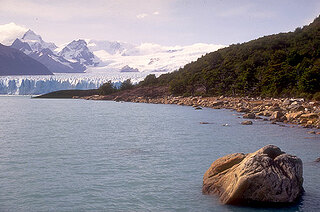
[
  {"left": 0, "top": 23, "right": 224, "bottom": 76},
  {"left": 10, "top": 30, "right": 86, "bottom": 74}
]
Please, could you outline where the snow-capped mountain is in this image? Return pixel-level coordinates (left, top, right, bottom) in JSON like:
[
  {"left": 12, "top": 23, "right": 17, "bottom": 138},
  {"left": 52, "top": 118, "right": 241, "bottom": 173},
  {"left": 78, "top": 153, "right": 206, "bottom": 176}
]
[
  {"left": 57, "top": 39, "right": 98, "bottom": 66},
  {"left": 86, "top": 40, "right": 136, "bottom": 55},
  {"left": 28, "top": 48, "right": 86, "bottom": 73},
  {"left": 11, "top": 31, "right": 85, "bottom": 73},
  {"left": 11, "top": 38, "right": 33, "bottom": 54},
  {"left": 85, "top": 42, "right": 225, "bottom": 73},
  {"left": 0, "top": 22, "right": 225, "bottom": 76},
  {"left": 0, "top": 43, "right": 52, "bottom": 76},
  {"left": 21, "top": 29, "right": 57, "bottom": 52}
]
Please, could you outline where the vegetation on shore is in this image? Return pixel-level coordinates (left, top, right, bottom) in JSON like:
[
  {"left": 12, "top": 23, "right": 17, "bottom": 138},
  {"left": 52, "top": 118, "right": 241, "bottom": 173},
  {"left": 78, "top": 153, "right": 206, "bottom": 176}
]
[
  {"left": 98, "top": 79, "right": 134, "bottom": 95},
  {"left": 132, "top": 16, "right": 320, "bottom": 100},
  {"left": 40, "top": 16, "right": 320, "bottom": 101}
]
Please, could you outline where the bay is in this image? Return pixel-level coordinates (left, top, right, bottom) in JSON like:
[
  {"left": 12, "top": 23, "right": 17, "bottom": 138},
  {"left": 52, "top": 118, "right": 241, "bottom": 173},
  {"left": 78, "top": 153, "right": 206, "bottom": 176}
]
[{"left": 0, "top": 96, "right": 319, "bottom": 211}]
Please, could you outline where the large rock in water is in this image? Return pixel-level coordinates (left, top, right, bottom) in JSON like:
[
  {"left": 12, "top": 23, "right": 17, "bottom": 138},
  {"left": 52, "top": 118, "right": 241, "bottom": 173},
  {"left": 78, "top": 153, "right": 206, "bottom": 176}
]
[{"left": 202, "top": 145, "right": 303, "bottom": 205}]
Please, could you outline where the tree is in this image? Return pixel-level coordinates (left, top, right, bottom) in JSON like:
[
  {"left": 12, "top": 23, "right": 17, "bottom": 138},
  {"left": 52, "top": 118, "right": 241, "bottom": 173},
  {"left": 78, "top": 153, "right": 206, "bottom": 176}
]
[
  {"left": 99, "top": 80, "right": 116, "bottom": 95},
  {"left": 139, "top": 74, "right": 158, "bottom": 86},
  {"left": 120, "top": 79, "right": 134, "bottom": 91}
]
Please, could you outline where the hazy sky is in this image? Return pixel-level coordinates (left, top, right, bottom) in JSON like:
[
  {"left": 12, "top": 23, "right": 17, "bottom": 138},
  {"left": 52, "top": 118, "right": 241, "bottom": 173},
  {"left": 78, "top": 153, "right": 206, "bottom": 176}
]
[{"left": 1, "top": 0, "right": 319, "bottom": 46}]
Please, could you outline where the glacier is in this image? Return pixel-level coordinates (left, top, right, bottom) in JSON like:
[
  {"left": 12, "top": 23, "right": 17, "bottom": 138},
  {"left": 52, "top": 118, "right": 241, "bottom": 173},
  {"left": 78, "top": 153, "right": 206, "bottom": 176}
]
[{"left": 0, "top": 72, "right": 154, "bottom": 95}]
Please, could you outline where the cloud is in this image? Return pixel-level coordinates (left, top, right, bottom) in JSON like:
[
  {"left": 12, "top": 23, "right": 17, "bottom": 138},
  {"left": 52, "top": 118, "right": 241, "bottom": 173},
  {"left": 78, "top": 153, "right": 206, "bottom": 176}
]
[
  {"left": 0, "top": 22, "right": 28, "bottom": 45},
  {"left": 136, "top": 11, "right": 160, "bottom": 19},
  {"left": 136, "top": 13, "right": 148, "bottom": 19}
]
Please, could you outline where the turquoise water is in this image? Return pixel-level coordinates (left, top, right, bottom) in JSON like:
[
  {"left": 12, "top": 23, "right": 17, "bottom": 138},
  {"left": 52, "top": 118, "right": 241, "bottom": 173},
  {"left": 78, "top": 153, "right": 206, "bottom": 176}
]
[{"left": 0, "top": 96, "right": 319, "bottom": 212}]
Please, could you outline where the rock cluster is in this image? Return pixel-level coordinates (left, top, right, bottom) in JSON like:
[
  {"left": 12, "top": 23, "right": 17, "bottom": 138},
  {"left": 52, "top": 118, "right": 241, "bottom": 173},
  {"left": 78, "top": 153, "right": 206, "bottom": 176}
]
[
  {"left": 82, "top": 94, "right": 320, "bottom": 129},
  {"left": 131, "top": 96, "right": 320, "bottom": 129},
  {"left": 202, "top": 145, "right": 304, "bottom": 205}
]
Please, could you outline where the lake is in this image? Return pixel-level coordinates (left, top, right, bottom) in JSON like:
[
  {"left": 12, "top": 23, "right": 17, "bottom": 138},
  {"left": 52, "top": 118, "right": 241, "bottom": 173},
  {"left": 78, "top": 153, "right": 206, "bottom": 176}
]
[{"left": 0, "top": 96, "right": 319, "bottom": 211}]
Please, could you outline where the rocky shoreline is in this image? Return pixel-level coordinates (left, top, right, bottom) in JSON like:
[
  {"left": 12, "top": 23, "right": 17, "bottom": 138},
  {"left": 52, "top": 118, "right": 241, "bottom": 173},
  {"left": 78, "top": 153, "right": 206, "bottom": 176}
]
[{"left": 80, "top": 93, "right": 320, "bottom": 131}]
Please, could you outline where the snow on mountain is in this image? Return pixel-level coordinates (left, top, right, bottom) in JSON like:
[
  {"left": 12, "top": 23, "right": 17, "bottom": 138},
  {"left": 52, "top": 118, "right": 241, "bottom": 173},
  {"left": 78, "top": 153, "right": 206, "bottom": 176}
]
[
  {"left": 11, "top": 37, "right": 85, "bottom": 73},
  {"left": 86, "top": 39, "right": 135, "bottom": 55},
  {"left": 1, "top": 22, "right": 226, "bottom": 84},
  {"left": 11, "top": 38, "right": 33, "bottom": 54},
  {"left": 85, "top": 42, "right": 225, "bottom": 73},
  {"left": 21, "top": 29, "right": 57, "bottom": 52},
  {"left": 28, "top": 48, "right": 86, "bottom": 73},
  {"left": 0, "top": 43, "right": 53, "bottom": 76},
  {"left": 57, "top": 39, "right": 98, "bottom": 66}
]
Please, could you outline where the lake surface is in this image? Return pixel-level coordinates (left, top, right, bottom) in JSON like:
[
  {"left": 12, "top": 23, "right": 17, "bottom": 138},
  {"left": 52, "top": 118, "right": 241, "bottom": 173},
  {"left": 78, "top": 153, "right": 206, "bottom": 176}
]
[{"left": 0, "top": 96, "right": 319, "bottom": 212}]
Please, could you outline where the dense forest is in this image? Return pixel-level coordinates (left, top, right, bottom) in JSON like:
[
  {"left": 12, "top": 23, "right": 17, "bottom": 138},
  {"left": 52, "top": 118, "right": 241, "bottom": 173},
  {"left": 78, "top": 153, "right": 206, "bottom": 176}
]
[{"left": 136, "top": 16, "right": 320, "bottom": 99}]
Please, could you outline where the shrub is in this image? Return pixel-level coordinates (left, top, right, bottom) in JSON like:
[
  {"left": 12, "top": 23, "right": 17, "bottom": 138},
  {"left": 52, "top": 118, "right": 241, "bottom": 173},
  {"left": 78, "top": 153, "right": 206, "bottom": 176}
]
[
  {"left": 313, "top": 92, "right": 320, "bottom": 101},
  {"left": 99, "top": 80, "right": 116, "bottom": 95}
]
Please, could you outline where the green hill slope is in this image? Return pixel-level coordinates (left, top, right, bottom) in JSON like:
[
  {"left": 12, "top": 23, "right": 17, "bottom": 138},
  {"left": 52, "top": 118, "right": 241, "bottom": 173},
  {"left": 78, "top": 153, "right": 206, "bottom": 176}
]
[{"left": 141, "top": 16, "right": 320, "bottom": 99}]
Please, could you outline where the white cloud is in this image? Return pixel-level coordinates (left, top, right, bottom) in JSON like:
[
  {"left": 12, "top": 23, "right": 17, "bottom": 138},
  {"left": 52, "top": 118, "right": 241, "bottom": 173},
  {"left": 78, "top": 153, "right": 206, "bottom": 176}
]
[
  {"left": 153, "top": 11, "right": 160, "bottom": 15},
  {"left": 0, "top": 22, "right": 28, "bottom": 45},
  {"left": 136, "top": 13, "right": 148, "bottom": 19}
]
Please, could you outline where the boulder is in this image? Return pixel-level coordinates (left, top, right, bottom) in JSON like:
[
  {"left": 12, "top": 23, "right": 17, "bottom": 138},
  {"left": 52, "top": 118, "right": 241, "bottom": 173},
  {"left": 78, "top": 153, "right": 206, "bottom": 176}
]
[
  {"left": 269, "top": 106, "right": 282, "bottom": 112},
  {"left": 283, "top": 99, "right": 292, "bottom": 106},
  {"left": 270, "top": 111, "right": 286, "bottom": 122},
  {"left": 211, "top": 101, "right": 224, "bottom": 107},
  {"left": 300, "top": 113, "right": 319, "bottom": 119},
  {"left": 237, "top": 108, "right": 250, "bottom": 113},
  {"left": 262, "top": 110, "right": 272, "bottom": 117},
  {"left": 202, "top": 145, "right": 303, "bottom": 205},
  {"left": 241, "top": 120, "right": 253, "bottom": 125},
  {"left": 243, "top": 113, "right": 256, "bottom": 119},
  {"left": 285, "top": 111, "right": 304, "bottom": 121}
]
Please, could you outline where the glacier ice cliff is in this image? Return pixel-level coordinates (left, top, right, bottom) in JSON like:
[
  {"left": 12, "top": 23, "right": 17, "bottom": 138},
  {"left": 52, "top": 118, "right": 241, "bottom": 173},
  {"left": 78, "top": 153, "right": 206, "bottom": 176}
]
[{"left": 0, "top": 72, "right": 152, "bottom": 95}]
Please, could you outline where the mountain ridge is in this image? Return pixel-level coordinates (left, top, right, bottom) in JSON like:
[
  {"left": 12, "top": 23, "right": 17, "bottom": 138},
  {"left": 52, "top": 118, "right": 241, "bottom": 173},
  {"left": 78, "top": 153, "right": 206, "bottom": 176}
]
[
  {"left": 0, "top": 23, "right": 224, "bottom": 75},
  {"left": 11, "top": 31, "right": 86, "bottom": 74},
  {"left": 0, "top": 43, "right": 53, "bottom": 76}
]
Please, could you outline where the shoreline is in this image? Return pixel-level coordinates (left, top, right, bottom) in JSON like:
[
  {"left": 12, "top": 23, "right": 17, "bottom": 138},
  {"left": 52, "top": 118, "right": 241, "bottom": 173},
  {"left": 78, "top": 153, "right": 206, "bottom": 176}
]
[{"left": 80, "top": 93, "right": 320, "bottom": 132}]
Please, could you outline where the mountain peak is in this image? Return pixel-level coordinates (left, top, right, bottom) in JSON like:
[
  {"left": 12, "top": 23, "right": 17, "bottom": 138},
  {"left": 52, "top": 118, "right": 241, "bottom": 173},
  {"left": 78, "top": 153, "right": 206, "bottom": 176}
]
[
  {"left": 11, "top": 38, "right": 32, "bottom": 54},
  {"left": 58, "top": 39, "right": 96, "bottom": 66},
  {"left": 20, "top": 29, "right": 57, "bottom": 52},
  {"left": 22, "top": 29, "right": 42, "bottom": 42},
  {"left": 68, "top": 39, "right": 88, "bottom": 49}
]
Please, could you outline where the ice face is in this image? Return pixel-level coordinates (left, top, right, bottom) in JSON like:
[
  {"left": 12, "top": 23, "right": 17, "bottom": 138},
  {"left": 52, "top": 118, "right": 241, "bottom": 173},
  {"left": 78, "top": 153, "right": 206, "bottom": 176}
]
[{"left": 0, "top": 72, "right": 154, "bottom": 95}]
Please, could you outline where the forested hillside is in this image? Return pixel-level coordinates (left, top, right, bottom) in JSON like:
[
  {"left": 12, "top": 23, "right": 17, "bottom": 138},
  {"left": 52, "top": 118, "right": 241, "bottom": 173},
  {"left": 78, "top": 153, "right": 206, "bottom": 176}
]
[{"left": 140, "top": 16, "right": 320, "bottom": 99}]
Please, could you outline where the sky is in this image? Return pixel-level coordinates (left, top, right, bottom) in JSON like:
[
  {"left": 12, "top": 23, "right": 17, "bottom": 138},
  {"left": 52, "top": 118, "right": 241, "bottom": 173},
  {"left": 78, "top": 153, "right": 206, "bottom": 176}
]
[{"left": 0, "top": 0, "right": 320, "bottom": 46}]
